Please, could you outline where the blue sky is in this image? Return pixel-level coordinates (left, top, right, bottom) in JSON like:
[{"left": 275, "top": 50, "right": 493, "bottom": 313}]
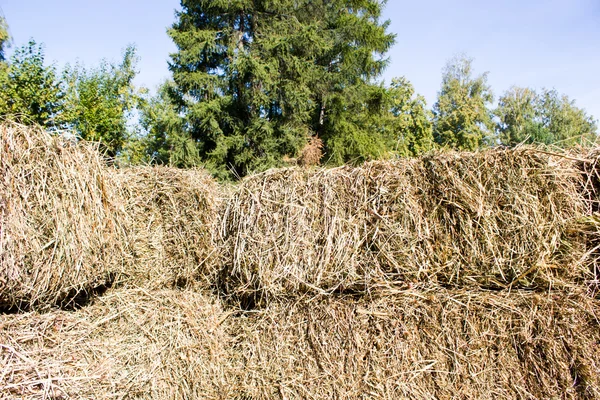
[{"left": 2, "top": 0, "right": 599, "bottom": 120}]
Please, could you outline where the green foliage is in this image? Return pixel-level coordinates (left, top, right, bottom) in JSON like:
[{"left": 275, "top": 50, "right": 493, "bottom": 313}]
[
  {"left": 495, "top": 87, "right": 598, "bottom": 147},
  {"left": 494, "top": 86, "right": 537, "bottom": 145},
  {"left": 0, "top": 16, "right": 10, "bottom": 62},
  {"left": 168, "top": 0, "right": 395, "bottom": 179},
  {"left": 324, "top": 78, "right": 434, "bottom": 164},
  {"left": 136, "top": 81, "right": 202, "bottom": 168},
  {"left": 60, "top": 46, "right": 141, "bottom": 157},
  {"left": 433, "top": 55, "right": 494, "bottom": 150},
  {"left": 0, "top": 41, "right": 63, "bottom": 128},
  {"left": 387, "top": 77, "right": 434, "bottom": 157}
]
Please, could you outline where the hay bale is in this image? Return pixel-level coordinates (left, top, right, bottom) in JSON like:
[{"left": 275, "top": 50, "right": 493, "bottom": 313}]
[
  {"left": 222, "top": 148, "right": 591, "bottom": 301},
  {"left": 221, "top": 166, "right": 379, "bottom": 303},
  {"left": 232, "top": 289, "right": 600, "bottom": 399},
  {"left": 111, "top": 166, "right": 221, "bottom": 290},
  {"left": 0, "top": 289, "right": 236, "bottom": 399},
  {"left": 367, "top": 149, "right": 590, "bottom": 288},
  {"left": 0, "top": 123, "right": 125, "bottom": 311}
]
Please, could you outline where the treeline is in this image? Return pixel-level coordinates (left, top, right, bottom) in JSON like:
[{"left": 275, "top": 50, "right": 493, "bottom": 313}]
[{"left": 0, "top": 1, "right": 597, "bottom": 180}]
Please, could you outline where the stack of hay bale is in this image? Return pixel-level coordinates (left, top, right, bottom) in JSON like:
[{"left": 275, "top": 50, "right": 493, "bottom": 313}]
[
  {"left": 2, "top": 121, "right": 600, "bottom": 399},
  {"left": 0, "top": 123, "right": 231, "bottom": 398},
  {"left": 221, "top": 148, "right": 600, "bottom": 398}
]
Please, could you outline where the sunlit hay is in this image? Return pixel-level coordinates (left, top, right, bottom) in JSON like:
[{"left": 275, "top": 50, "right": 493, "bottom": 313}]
[
  {"left": 0, "top": 289, "right": 237, "bottom": 399},
  {"left": 222, "top": 148, "right": 592, "bottom": 302},
  {"left": 0, "top": 123, "right": 125, "bottom": 311},
  {"left": 220, "top": 166, "right": 381, "bottom": 304},
  {"left": 232, "top": 288, "right": 600, "bottom": 399},
  {"left": 367, "top": 148, "right": 590, "bottom": 289},
  {"left": 110, "top": 166, "right": 222, "bottom": 290}
]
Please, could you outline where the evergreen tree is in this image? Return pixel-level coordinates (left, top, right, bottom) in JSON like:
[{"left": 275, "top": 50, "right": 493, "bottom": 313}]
[
  {"left": 168, "top": 0, "right": 395, "bottom": 178},
  {"left": 432, "top": 55, "right": 494, "bottom": 150},
  {"left": 137, "top": 80, "right": 202, "bottom": 167}
]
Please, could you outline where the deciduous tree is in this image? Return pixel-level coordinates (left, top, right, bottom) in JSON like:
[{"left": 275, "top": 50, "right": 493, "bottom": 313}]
[{"left": 433, "top": 55, "right": 494, "bottom": 150}]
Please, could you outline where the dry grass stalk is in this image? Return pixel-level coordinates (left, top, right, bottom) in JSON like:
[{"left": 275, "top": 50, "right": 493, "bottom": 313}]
[
  {"left": 222, "top": 148, "right": 592, "bottom": 302},
  {"left": 0, "top": 288, "right": 237, "bottom": 399},
  {"left": 298, "top": 136, "right": 323, "bottom": 167},
  {"left": 0, "top": 123, "right": 125, "bottom": 311},
  {"left": 220, "top": 165, "right": 379, "bottom": 304},
  {"left": 232, "top": 288, "right": 600, "bottom": 399},
  {"left": 110, "top": 166, "right": 221, "bottom": 290}
]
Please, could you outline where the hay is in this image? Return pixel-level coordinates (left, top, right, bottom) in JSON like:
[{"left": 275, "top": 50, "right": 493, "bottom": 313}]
[
  {"left": 232, "top": 288, "right": 600, "bottom": 399},
  {"left": 111, "top": 167, "right": 221, "bottom": 290},
  {"left": 0, "top": 288, "right": 237, "bottom": 399},
  {"left": 0, "top": 123, "right": 125, "bottom": 311},
  {"left": 221, "top": 166, "right": 377, "bottom": 303},
  {"left": 222, "top": 148, "right": 592, "bottom": 302}
]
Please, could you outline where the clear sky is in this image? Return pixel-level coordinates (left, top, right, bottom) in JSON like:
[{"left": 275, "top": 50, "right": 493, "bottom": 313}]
[{"left": 2, "top": 0, "right": 599, "bottom": 120}]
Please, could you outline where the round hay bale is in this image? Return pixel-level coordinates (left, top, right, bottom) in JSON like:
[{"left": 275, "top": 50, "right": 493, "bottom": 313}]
[{"left": 0, "top": 123, "right": 125, "bottom": 311}]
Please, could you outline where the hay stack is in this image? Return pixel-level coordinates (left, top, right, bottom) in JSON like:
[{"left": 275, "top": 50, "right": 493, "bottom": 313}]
[
  {"left": 0, "top": 289, "right": 237, "bottom": 399},
  {"left": 232, "top": 288, "right": 600, "bottom": 399},
  {"left": 222, "top": 148, "right": 591, "bottom": 302},
  {"left": 0, "top": 123, "right": 125, "bottom": 311},
  {"left": 111, "top": 166, "right": 221, "bottom": 290}
]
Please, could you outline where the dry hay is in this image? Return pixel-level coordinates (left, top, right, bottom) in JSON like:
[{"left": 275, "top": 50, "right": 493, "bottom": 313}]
[
  {"left": 0, "top": 123, "right": 125, "bottom": 311},
  {"left": 110, "top": 166, "right": 221, "bottom": 290},
  {"left": 232, "top": 288, "right": 600, "bottom": 399},
  {"left": 222, "top": 148, "right": 592, "bottom": 302},
  {"left": 221, "top": 165, "right": 377, "bottom": 303},
  {"left": 0, "top": 288, "right": 236, "bottom": 399}
]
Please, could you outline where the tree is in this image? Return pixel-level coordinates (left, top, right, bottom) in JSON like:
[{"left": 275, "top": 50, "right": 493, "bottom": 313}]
[
  {"left": 0, "top": 16, "right": 10, "bottom": 62},
  {"left": 494, "top": 86, "right": 537, "bottom": 145},
  {"left": 432, "top": 55, "right": 494, "bottom": 150},
  {"left": 60, "top": 46, "right": 141, "bottom": 157},
  {"left": 387, "top": 77, "right": 434, "bottom": 157},
  {"left": 495, "top": 87, "right": 597, "bottom": 147},
  {"left": 135, "top": 80, "right": 202, "bottom": 167},
  {"left": 168, "top": 0, "right": 395, "bottom": 179},
  {"left": 0, "top": 40, "right": 63, "bottom": 128},
  {"left": 325, "top": 77, "right": 434, "bottom": 163}
]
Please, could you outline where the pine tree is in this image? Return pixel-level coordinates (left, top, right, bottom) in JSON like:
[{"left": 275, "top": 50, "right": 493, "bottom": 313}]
[{"left": 168, "top": 0, "right": 395, "bottom": 178}]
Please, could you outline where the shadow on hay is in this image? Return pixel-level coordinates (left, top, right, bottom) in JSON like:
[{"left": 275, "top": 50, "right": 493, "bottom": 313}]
[{"left": 0, "top": 273, "right": 117, "bottom": 314}]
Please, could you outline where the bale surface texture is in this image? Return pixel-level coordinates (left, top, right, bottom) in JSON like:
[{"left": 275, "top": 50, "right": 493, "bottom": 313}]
[
  {"left": 232, "top": 289, "right": 600, "bottom": 400},
  {"left": 0, "top": 123, "right": 125, "bottom": 311},
  {"left": 0, "top": 289, "right": 236, "bottom": 399},
  {"left": 111, "top": 166, "right": 221, "bottom": 290},
  {"left": 222, "top": 149, "right": 592, "bottom": 301}
]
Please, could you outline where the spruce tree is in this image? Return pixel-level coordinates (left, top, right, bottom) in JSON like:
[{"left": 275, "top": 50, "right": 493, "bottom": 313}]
[{"left": 168, "top": 0, "right": 395, "bottom": 178}]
